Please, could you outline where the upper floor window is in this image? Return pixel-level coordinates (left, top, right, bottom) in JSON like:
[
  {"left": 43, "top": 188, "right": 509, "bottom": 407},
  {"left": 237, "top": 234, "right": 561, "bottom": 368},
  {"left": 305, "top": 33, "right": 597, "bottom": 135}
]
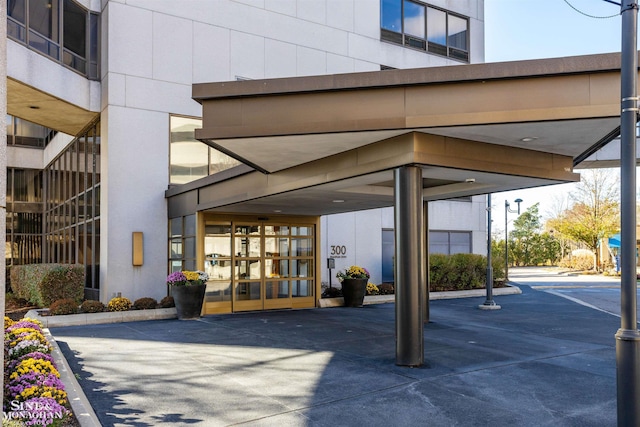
[
  {"left": 7, "top": 0, "right": 100, "bottom": 79},
  {"left": 381, "top": 0, "right": 469, "bottom": 62},
  {"left": 6, "top": 114, "right": 57, "bottom": 148}
]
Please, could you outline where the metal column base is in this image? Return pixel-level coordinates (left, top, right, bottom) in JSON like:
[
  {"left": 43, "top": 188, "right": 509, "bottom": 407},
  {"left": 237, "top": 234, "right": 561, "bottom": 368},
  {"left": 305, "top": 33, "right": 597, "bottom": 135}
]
[
  {"left": 478, "top": 302, "right": 501, "bottom": 310},
  {"left": 616, "top": 328, "right": 640, "bottom": 426}
]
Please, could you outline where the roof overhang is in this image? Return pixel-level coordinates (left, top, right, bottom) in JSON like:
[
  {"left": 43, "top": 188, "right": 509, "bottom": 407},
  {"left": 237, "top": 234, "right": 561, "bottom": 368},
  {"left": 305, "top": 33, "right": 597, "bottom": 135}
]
[
  {"left": 173, "top": 53, "right": 630, "bottom": 216},
  {"left": 7, "top": 77, "right": 98, "bottom": 135}
]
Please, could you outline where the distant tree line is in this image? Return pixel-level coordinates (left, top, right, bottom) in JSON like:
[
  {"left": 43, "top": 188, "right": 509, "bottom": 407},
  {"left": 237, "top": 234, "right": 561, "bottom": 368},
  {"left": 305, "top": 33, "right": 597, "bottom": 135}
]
[{"left": 493, "top": 169, "right": 620, "bottom": 271}]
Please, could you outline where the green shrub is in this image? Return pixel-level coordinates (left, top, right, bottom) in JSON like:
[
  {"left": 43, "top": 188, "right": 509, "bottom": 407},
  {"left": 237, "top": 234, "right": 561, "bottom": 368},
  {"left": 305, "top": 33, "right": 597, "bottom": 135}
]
[
  {"left": 39, "top": 265, "right": 85, "bottom": 306},
  {"left": 10, "top": 264, "right": 84, "bottom": 307},
  {"left": 133, "top": 297, "right": 158, "bottom": 310},
  {"left": 80, "top": 300, "right": 105, "bottom": 313},
  {"left": 108, "top": 297, "right": 132, "bottom": 312},
  {"left": 430, "top": 253, "right": 494, "bottom": 291},
  {"left": 49, "top": 298, "right": 79, "bottom": 315},
  {"left": 159, "top": 296, "right": 175, "bottom": 308}
]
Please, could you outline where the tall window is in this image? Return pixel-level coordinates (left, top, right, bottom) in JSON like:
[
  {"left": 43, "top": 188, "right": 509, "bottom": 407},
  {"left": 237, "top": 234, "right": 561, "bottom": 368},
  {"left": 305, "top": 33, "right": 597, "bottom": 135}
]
[
  {"left": 43, "top": 119, "right": 101, "bottom": 299},
  {"left": 380, "top": 1, "right": 469, "bottom": 62},
  {"left": 169, "top": 116, "right": 241, "bottom": 185},
  {"left": 7, "top": 0, "right": 100, "bottom": 79},
  {"left": 169, "top": 214, "right": 197, "bottom": 273},
  {"left": 6, "top": 168, "right": 43, "bottom": 270}
]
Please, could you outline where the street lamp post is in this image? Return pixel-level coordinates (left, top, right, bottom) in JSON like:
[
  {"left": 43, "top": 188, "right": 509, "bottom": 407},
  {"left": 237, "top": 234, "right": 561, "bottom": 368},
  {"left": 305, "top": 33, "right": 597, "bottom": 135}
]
[
  {"left": 616, "top": 1, "right": 640, "bottom": 425},
  {"left": 504, "top": 198, "right": 522, "bottom": 281},
  {"left": 480, "top": 194, "right": 500, "bottom": 310}
]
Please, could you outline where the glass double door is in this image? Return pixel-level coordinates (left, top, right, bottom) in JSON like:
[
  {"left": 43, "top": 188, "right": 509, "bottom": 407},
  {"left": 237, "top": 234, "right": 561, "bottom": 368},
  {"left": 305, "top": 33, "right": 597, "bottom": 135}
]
[{"left": 203, "top": 221, "right": 315, "bottom": 314}]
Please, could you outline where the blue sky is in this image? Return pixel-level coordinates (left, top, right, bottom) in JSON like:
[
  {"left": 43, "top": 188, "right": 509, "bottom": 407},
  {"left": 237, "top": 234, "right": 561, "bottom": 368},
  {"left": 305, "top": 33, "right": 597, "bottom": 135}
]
[
  {"left": 484, "top": 0, "right": 628, "bottom": 230},
  {"left": 485, "top": 0, "right": 623, "bottom": 63}
]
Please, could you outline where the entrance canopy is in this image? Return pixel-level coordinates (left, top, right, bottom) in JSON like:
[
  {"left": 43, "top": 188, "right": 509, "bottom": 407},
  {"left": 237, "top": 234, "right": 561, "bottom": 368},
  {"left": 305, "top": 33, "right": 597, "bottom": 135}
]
[{"left": 169, "top": 53, "right": 627, "bottom": 216}]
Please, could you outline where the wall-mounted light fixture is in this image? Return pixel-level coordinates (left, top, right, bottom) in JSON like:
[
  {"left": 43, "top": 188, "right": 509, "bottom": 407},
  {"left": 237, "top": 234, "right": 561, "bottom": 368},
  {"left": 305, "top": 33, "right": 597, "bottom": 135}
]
[{"left": 132, "top": 232, "right": 143, "bottom": 266}]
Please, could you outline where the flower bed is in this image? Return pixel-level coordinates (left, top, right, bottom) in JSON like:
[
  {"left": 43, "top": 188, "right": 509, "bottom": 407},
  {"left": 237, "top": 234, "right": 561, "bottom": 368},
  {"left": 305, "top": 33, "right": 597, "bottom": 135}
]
[{"left": 3, "top": 316, "right": 74, "bottom": 426}]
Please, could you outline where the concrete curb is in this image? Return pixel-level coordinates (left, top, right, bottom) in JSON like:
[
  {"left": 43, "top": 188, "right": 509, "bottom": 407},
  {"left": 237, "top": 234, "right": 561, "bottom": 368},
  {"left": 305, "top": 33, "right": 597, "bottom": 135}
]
[
  {"left": 26, "top": 307, "right": 178, "bottom": 328},
  {"left": 318, "top": 285, "right": 522, "bottom": 307},
  {"left": 44, "top": 329, "right": 101, "bottom": 427}
]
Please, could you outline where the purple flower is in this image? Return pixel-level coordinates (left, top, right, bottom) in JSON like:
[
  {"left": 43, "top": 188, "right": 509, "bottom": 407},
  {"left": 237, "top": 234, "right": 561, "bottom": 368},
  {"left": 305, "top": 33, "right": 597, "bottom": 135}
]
[
  {"left": 5, "top": 372, "right": 65, "bottom": 402},
  {"left": 166, "top": 271, "right": 187, "bottom": 286},
  {"left": 6, "top": 352, "right": 55, "bottom": 372},
  {"left": 6, "top": 321, "right": 43, "bottom": 333}
]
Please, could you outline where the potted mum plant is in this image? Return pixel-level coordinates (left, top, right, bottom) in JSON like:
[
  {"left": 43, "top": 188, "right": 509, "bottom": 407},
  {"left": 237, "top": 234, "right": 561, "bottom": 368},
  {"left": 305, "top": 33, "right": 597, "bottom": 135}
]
[
  {"left": 167, "top": 270, "right": 208, "bottom": 320},
  {"left": 337, "top": 265, "right": 370, "bottom": 307}
]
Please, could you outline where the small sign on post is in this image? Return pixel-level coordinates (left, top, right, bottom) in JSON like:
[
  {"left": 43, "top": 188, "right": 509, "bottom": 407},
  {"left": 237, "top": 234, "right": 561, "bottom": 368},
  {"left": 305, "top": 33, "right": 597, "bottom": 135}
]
[{"left": 327, "top": 258, "right": 335, "bottom": 289}]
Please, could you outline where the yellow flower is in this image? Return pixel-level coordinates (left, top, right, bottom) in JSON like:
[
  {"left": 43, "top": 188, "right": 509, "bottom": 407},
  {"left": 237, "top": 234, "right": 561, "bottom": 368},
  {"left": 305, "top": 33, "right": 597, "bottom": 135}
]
[
  {"left": 10, "top": 359, "right": 59, "bottom": 380},
  {"left": 366, "top": 283, "right": 379, "bottom": 295},
  {"left": 4, "top": 316, "right": 15, "bottom": 328},
  {"left": 183, "top": 271, "right": 200, "bottom": 281}
]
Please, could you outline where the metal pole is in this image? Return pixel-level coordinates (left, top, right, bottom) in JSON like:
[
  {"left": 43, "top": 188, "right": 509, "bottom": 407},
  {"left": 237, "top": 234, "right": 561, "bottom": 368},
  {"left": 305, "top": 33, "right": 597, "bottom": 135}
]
[
  {"left": 481, "top": 194, "right": 500, "bottom": 310},
  {"left": 394, "top": 166, "right": 424, "bottom": 367},
  {"left": 616, "top": 1, "right": 640, "bottom": 425},
  {"left": 423, "top": 200, "right": 429, "bottom": 323},
  {"left": 505, "top": 201, "right": 509, "bottom": 281}
]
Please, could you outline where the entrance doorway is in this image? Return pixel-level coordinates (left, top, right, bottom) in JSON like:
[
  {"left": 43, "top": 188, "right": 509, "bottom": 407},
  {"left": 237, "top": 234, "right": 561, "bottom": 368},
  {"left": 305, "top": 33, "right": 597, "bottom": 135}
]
[
  {"left": 202, "top": 218, "right": 317, "bottom": 314},
  {"left": 382, "top": 229, "right": 394, "bottom": 283}
]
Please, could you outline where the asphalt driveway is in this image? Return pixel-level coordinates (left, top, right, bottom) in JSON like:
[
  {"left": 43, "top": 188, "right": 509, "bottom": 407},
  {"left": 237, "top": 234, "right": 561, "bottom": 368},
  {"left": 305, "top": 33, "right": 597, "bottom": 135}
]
[{"left": 50, "top": 281, "right": 619, "bottom": 427}]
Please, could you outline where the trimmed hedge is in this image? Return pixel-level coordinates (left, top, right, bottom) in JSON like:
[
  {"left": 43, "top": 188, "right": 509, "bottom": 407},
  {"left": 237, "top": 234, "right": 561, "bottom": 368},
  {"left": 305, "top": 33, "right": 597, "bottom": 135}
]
[
  {"left": 49, "top": 298, "right": 79, "bottom": 315},
  {"left": 10, "top": 264, "right": 85, "bottom": 307},
  {"left": 430, "top": 253, "right": 504, "bottom": 292}
]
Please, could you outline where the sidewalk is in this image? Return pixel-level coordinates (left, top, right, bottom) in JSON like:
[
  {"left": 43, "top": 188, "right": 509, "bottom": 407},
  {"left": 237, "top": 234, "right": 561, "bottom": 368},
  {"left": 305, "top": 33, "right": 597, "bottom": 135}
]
[{"left": 50, "top": 284, "right": 617, "bottom": 426}]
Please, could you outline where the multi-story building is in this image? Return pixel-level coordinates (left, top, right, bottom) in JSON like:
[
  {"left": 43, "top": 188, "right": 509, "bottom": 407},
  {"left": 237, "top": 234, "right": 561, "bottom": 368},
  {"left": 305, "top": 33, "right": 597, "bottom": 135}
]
[{"left": 5, "top": 0, "right": 486, "bottom": 313}]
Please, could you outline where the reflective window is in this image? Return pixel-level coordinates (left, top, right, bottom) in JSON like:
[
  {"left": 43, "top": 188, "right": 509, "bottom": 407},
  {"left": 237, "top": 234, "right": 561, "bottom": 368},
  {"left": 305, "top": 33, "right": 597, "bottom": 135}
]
[
  {"left": 7, "top": 0, "right": 26, "bottom": 41},
  {"left": 200, "top": 219, "right": 316, "bottom": 310},
  {"left": 29, "top": 0, "right": 59, "bottom": 41},
  {"left": 169, "top": 116, "right": 241, "bottom": 185},
  {"left": 63, "top": 0, "right": 87, "bottom": 73},
  {"left": 7, "top": 0, "right": 99, "bottom": 79},
  {"left": 427, "top": 7, "right": 446, "bottom": 46},
  {"left": 88, "top": 13, "right": 99, "bottom": 79},
  {"left": 36, "top": 119, "right": 101, "bottom": 298},
  {"left": 204, "top": 222, "right": 233, "bottom": 303},
  {"left": 403, "top": 1, "right": 425, "bottom": 38},
  {"left": 63, "top": 0, "right": 85, "bottom": 55},
  {"left": 380, "top": 1, "right": 469, "bottom": 62},
  {"left": 7, "top": 115, "right": 55, "bottom": 148},
  {"left": 381, "top": 0, "right": 401, "bottom": 32},
  {"left": 8, "top": 0, "right": 26, "bottom": 23},
  {"left": 429, "top": 231, "right": 471, "bottom": 255},
  {"left": 292, "top": 280, "right": 313, "bottom": 297},
  {"left": 448, "top": 13, "right": 468, "bottom": 60},
  {"left": 168, "top": 215, "right": 197, "bottom": 274}
]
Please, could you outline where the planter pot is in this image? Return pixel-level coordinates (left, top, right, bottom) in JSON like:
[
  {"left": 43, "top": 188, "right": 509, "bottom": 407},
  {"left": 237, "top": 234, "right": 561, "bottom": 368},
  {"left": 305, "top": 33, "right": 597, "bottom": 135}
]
[
  {"left": 171, "top": 284, "right": 206, "bottom": 320},
  {"left": 341, "top": 278, "right": 367, "bottom": 307}
]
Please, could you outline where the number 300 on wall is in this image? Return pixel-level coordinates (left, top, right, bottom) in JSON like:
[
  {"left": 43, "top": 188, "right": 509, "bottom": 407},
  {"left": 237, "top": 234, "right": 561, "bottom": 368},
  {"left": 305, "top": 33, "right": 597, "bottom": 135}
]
[{"left": 330, "top": 245, "right": 347, "bottom": 256}]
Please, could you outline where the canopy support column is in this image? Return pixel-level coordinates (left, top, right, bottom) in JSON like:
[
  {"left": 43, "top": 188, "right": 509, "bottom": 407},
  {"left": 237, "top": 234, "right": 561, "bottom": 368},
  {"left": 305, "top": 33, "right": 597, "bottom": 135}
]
[{"left": 394, "top": 165, "right": 424, "bottom": 367}]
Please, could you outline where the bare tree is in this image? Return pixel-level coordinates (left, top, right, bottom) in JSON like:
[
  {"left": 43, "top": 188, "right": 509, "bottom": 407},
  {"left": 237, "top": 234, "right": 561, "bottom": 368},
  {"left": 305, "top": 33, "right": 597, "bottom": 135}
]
[{"left": 546, "top": 168, "right": 620, "bottom": 270}]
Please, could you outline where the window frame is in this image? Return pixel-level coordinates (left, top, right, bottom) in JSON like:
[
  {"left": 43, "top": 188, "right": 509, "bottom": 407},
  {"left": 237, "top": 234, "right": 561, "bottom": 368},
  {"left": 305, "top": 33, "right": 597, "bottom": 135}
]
[
  {"left": 429, "top": 230, "right": 472, "bottom": 255},
  {"left": 7, "top": 0, "right": 100, "bottom": 80},
  {"left": 380, "top": 0, "right": 470, "bottom": 63}
]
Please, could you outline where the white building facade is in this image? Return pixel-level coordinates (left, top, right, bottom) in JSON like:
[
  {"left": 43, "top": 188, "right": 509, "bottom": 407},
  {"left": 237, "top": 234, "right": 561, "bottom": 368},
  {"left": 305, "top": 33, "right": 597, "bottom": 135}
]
[{"left": 6, "top": 0, "right": 485, "bottom": 306}]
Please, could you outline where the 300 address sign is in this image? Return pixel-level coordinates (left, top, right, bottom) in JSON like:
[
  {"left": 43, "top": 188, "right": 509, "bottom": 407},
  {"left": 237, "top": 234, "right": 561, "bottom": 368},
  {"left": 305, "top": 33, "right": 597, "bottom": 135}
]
[{"left": 330, "top": 245, "right": 347, "bottom": 258}]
